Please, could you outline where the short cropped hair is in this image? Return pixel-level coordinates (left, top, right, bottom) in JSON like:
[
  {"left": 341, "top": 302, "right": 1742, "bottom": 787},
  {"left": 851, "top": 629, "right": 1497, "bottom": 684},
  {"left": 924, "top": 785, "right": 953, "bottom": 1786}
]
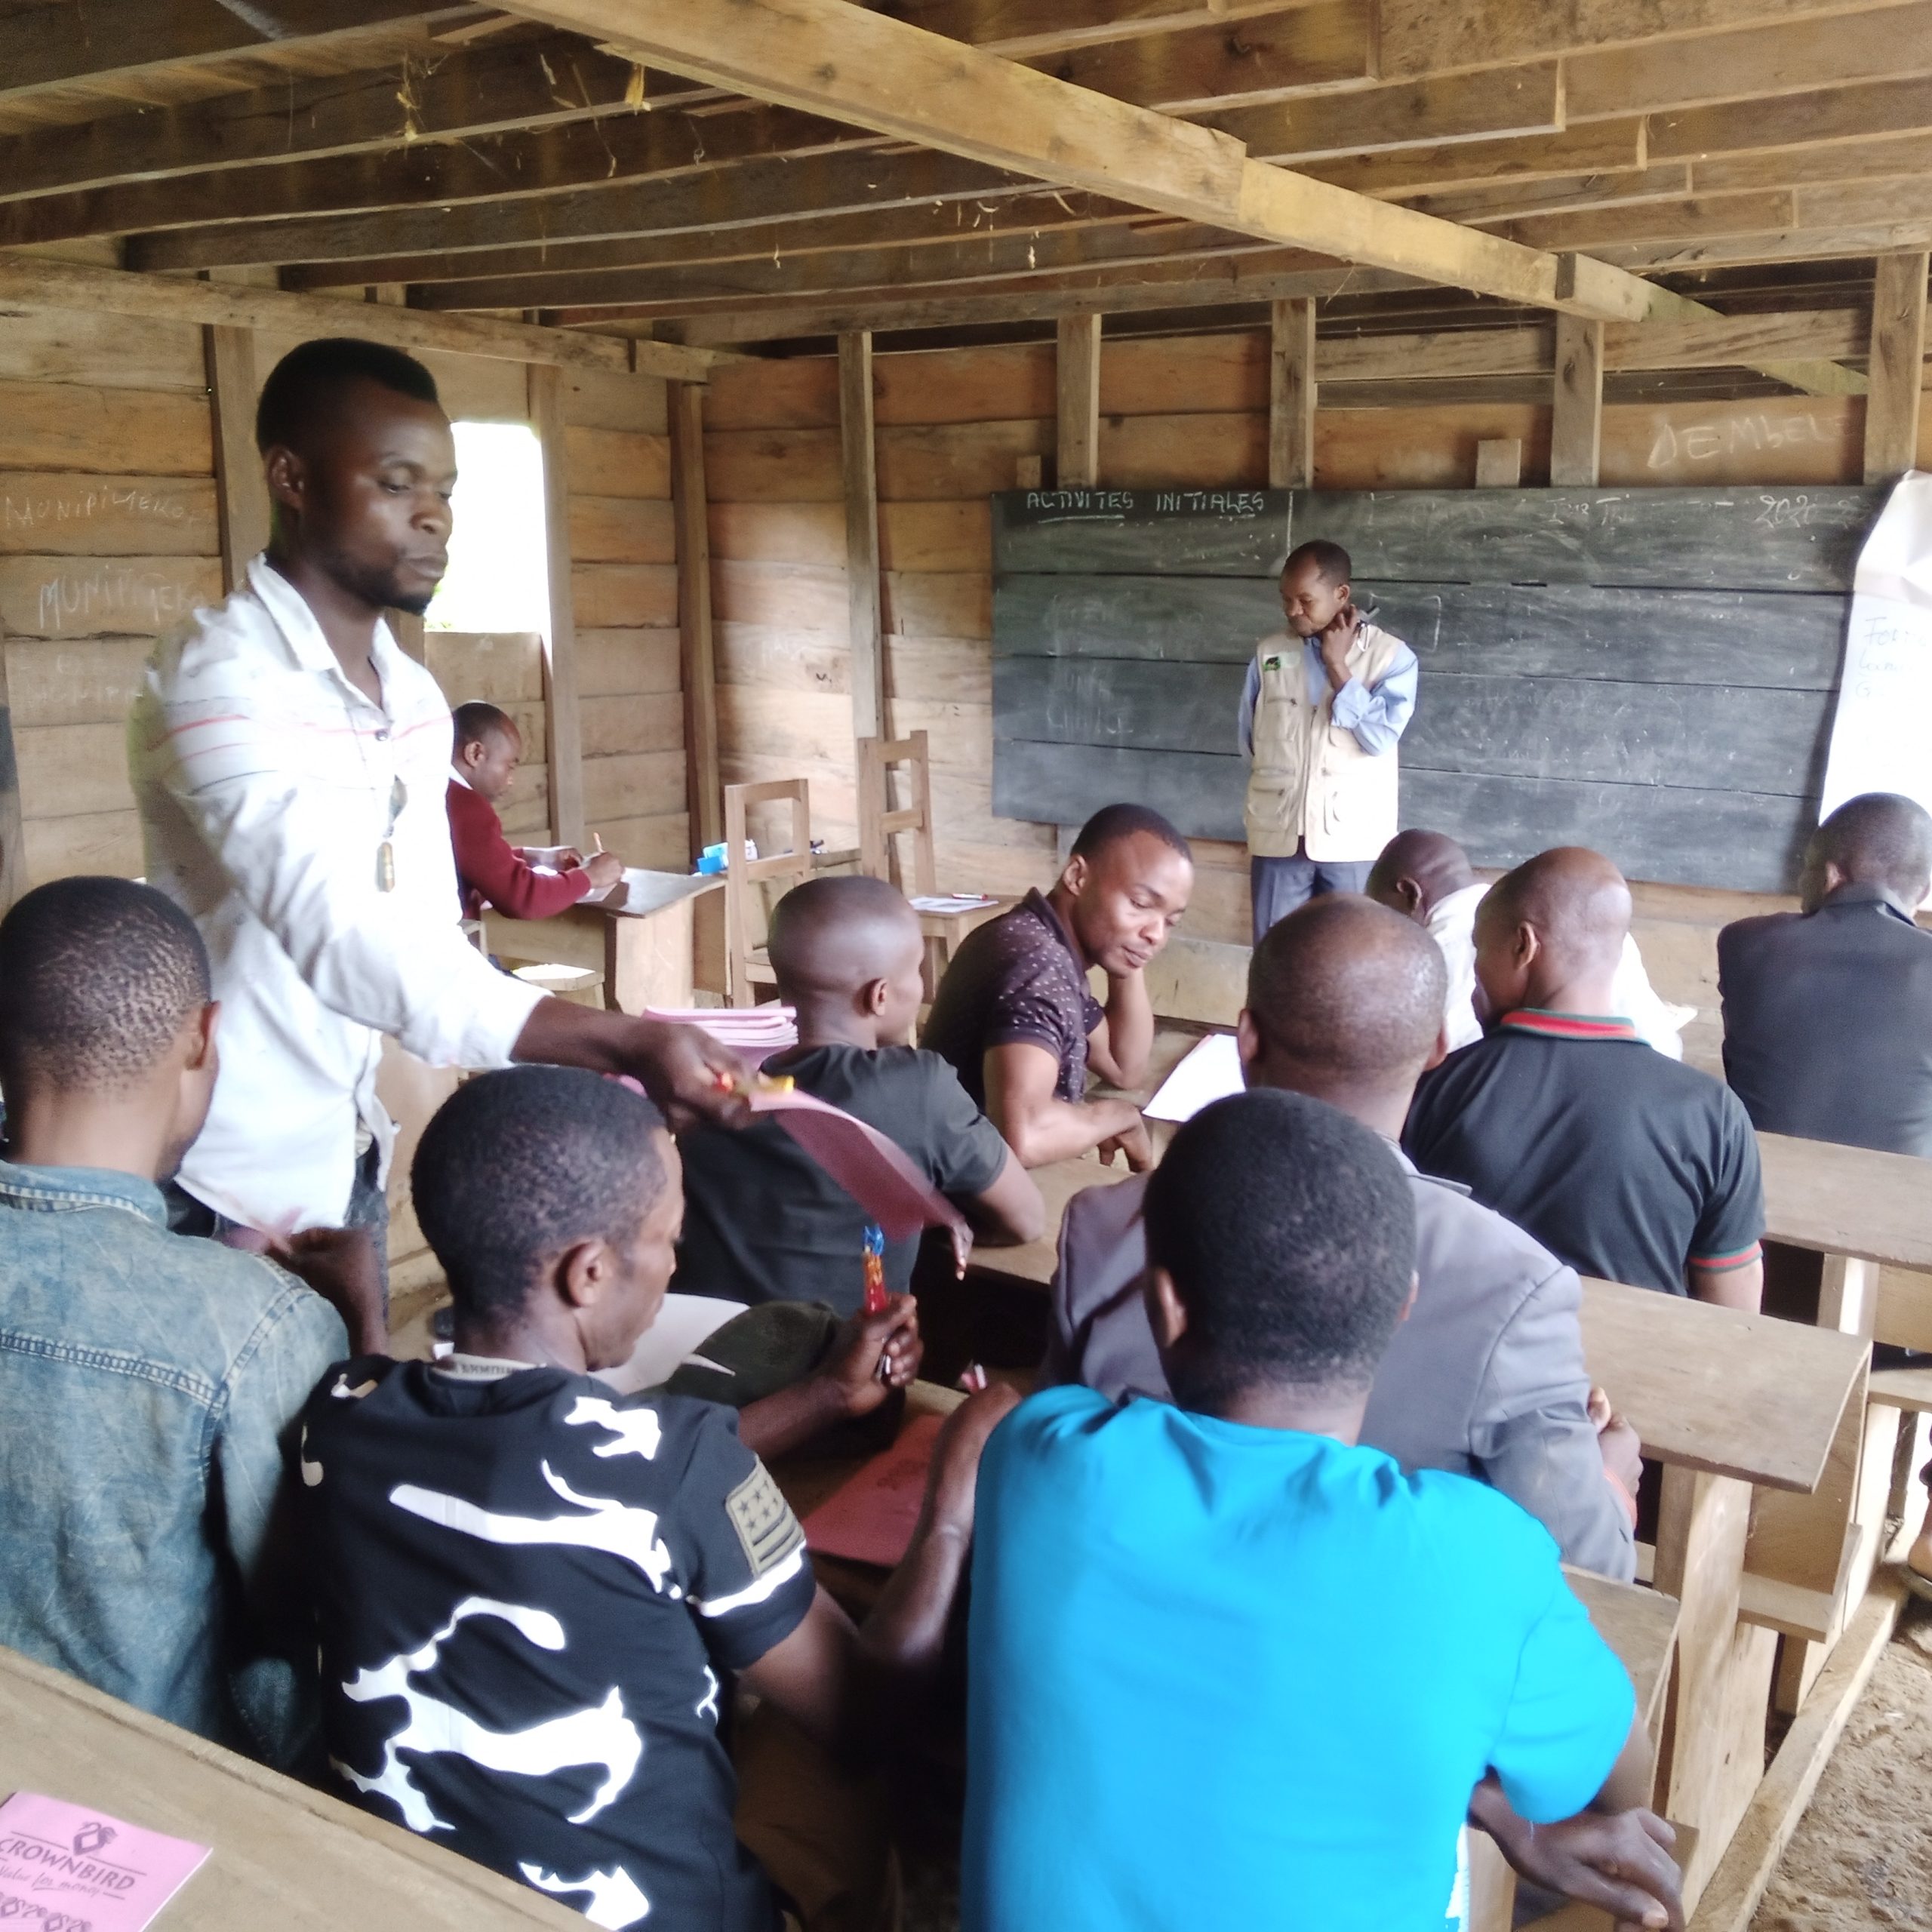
[
  {"left": 1283, "top": 538, "right": 1351, "bottom": 585},
  {"left": 1144, "top": 1088, "right": 1415, "bottom": 1407},
  {"left": 1811, "top": 792, "right": 1932, "bottom": 905},
  {"left": 453, "top": 700, "right": 516, "bottom": 752},
  {"left": 256, "top": 337, "right": 441, "bottom": 454},
  {"left": 1070, "top": 802, "right": 1192, "bottom": 865},
  {"left": 411, "top": 1068, "right": 669, "bottom": 1321},
  {"left": 0, "top": 876, "right": 211, "bottom": 1093}
]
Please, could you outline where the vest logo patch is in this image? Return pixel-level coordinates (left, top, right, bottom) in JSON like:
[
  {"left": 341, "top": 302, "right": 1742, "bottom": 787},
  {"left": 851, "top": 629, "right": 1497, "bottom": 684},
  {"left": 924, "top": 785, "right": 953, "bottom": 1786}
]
[
  {"left": 1263, "top": 654, "right": 1283, "bottom": 672},
  {"left": 726, "top": 1464, "right": 805, "bottom": 1577}
]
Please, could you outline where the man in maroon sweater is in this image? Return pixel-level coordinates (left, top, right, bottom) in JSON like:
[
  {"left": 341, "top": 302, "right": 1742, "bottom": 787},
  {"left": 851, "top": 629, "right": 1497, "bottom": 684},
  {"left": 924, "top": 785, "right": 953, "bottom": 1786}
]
[{"left": 447, "top": 700, "right": 622, "bottom": 920}]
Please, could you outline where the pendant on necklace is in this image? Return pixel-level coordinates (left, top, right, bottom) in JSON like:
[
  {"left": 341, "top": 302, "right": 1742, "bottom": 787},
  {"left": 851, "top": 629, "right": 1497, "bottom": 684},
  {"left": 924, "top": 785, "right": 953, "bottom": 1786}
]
[{"left": 376, "top": 841, "right": 396, "bottom": 893}]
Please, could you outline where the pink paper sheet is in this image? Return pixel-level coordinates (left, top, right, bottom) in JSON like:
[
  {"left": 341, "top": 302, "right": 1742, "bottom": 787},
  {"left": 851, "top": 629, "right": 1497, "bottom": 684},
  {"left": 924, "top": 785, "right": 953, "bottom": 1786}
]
[
  {"left": 749, "top": 1084, "right": 970, "bottom": 1250},
  {"left": 0, "top": 1792, "right": 209, "bottom": 1932},
  {"left": 801, "top": 1412, "right": 946, "bottom": 1568}
]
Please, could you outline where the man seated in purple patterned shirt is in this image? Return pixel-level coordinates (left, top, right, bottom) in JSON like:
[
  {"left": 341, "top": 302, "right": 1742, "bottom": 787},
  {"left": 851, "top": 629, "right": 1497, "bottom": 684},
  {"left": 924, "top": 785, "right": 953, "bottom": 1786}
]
[{"left": 920, "top": 804, "right": 1192, "bottom": 1173}]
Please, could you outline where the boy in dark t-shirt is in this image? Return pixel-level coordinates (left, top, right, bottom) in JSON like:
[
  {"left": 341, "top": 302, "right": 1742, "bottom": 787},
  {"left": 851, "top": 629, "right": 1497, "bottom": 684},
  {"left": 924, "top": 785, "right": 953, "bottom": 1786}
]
[
  {"left": 296, "top": 1066, "right": 1013, "bottom": 1931},
  {"left": 677, "top": 876, "right": 1043, "bottom": 1311}
]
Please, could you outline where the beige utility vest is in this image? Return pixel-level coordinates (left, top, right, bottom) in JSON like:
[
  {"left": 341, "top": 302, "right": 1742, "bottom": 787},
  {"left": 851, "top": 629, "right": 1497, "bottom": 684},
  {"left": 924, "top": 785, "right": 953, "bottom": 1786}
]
[{"left": 1244, "top": 623, "right": 1407, "bottom": 862}]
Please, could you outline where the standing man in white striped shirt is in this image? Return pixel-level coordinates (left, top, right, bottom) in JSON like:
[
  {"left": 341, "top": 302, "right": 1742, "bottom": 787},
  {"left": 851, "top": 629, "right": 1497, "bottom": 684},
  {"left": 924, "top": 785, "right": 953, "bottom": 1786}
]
[{"left": 131, "top": 338, "right": 746, "bottom": 1255}]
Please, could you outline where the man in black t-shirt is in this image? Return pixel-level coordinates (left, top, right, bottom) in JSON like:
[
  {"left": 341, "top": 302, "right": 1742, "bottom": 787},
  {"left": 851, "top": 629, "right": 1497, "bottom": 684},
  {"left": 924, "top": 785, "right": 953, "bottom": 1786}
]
[
  {"left": 1404, "top": 848, "right": 1764, "bottom": 1307},
  {"left": 296, "top": 1066, "right": 1014, "bottom": 1932},
  {"left": 921, "top": 803, "right": 1193, "bottom": 1171},
  {"left": 677, "top": 876, "right": 1042, "bottom": 1312}
]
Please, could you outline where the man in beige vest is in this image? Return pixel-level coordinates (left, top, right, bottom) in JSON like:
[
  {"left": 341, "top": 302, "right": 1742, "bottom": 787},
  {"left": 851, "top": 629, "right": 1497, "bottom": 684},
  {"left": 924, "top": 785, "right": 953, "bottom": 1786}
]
[{"left": 1241, "top": 539, "right": 1418, "bottom": 943}]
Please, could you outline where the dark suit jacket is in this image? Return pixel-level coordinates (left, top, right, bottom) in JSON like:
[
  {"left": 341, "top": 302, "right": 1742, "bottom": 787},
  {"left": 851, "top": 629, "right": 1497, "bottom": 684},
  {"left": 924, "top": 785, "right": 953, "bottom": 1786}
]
[
  {"left": 1718, "top": 882, "right": 1932, "bottom": 1158},
  {"left": 1045, "top": 1155, "right": 1637, "bottom": 1582}
]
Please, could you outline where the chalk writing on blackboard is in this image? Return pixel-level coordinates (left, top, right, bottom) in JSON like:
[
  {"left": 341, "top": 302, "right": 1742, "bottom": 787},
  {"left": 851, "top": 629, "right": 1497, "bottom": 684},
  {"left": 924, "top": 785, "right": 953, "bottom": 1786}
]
[{"left": 1015, "top": 488, "right": 1274, "bottom": 521}]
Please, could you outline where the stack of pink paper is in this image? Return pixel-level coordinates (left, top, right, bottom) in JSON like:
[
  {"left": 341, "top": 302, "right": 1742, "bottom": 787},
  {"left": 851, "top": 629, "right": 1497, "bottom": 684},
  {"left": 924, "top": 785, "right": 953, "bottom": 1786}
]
[{"left": 646, "top": 1006, "right": 799, "bottom": 1054}]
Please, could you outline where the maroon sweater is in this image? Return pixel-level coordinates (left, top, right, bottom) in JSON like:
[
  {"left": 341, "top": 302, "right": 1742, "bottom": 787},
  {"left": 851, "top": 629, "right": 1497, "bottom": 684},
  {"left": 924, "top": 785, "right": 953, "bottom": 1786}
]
[{"left": 446, "top": 778, "right": 592, "bottom": 921}]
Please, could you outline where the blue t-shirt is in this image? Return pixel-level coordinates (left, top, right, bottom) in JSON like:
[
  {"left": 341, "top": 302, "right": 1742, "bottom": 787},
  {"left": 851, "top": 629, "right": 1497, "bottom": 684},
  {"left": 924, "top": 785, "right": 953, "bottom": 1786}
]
[{"left": 962, "top": 1387, "right": 1635, "bottom": 1932}]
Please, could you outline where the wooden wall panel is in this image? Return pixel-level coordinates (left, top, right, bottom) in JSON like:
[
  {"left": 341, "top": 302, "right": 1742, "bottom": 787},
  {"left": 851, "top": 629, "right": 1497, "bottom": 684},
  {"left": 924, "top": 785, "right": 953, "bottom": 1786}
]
[{"left": 702, "top": 334, "right": 1927, "bottom": 952}]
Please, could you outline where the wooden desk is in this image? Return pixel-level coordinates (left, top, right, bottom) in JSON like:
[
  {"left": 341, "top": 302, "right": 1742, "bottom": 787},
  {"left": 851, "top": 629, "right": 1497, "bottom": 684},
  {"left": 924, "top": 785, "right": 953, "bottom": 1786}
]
[
  {"left": 966, "top": 1155, "right": 1131, "bottom": 1290},
  {"left": 0, "top": 1647, "right": 579, "bottom": 1930},
  {"left": 487, "top": 873, "right": 724, "bottom": 1016}
]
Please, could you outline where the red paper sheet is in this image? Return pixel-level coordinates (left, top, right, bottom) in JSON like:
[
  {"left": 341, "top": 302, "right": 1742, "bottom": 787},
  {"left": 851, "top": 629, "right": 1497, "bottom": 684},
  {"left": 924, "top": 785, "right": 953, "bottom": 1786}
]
[
  {"left": 801, "top": 1412, "right": 946, "bottom": 1568},
  {"left": 749, "top": 1084, "right": 970, "bottom": 1248}
]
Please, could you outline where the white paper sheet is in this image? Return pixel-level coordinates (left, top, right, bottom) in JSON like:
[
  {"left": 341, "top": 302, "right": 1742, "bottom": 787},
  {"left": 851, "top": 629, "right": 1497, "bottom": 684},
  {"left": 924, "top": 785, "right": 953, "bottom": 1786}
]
[
  {"left": 910, "top": 894, "right": 1000, "bottom": 915},
  {"left": 1144, "top": 1031, "right": 1245, "bottom": 1124},
  {"left": 1822, "top": 472, "right": 1932, "bottom": 821}
]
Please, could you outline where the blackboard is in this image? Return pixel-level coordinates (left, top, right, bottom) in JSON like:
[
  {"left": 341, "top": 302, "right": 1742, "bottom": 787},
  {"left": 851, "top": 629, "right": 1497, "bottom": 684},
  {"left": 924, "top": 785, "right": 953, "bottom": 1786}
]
[{"left": 990, "top": 485, "right": 1885, "bottom": 892}]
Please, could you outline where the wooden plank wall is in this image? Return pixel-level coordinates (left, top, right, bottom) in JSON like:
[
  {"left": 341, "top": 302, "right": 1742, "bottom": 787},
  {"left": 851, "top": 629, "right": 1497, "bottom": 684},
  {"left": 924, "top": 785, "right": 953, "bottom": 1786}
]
[
  {"left": 0, "top": 309, "right": 221, "bottom": 888},
  {"left": 421, "top": 631, "right": 550, "bottom": 843},
  {"left": 703, "top": 326, "right": 1932, "bottom": 1052},
  {"left": 561, "top": 365, "right": 690, "bottom": 869}
]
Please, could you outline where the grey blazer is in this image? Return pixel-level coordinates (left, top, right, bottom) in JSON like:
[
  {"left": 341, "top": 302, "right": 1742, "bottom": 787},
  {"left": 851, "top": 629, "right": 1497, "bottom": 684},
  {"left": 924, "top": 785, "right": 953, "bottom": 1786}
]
[{"left": 1045, "top": 1152, "right": 1635, "bottom": 1582}]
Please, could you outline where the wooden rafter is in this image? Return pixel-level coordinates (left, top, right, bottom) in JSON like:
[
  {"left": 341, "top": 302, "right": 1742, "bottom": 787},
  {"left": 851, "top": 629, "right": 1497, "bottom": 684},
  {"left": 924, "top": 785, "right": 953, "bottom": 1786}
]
[
  {"left": 0, "top": 254, "right": 728, "bottom": 381},
  {"left": 494, "top": 0, "right": 1653, "bottom": 320},
  {"left": 0, "top": 0, "right": 471, "bottom": 103}
]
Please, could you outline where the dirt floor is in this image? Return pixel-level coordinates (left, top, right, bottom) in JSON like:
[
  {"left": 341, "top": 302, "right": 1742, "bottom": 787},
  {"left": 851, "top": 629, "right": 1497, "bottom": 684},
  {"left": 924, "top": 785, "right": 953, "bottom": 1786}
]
[{"left": 1751, "top": 1599, "right": 1932, "bottom": 1931}]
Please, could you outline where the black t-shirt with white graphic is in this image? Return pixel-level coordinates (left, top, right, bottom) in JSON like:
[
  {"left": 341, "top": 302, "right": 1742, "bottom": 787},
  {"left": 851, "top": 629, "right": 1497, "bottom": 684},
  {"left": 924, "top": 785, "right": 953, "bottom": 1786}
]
[{"left": 294, "top": 1356, "right": 816, "bottom": 1932}]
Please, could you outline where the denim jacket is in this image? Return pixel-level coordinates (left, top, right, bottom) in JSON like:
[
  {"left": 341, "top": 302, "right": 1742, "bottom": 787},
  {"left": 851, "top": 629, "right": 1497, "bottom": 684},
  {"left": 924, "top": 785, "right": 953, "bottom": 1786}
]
[{"left": 0, "top": 1161, "right": 346, "bottom": 1764}]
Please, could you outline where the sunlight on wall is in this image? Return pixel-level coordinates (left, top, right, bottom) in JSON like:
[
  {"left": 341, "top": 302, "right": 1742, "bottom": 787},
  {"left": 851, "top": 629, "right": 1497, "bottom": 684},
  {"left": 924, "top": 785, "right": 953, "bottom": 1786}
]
[{"left": 425, "top": 420, "right": 549, "bottom": 633}]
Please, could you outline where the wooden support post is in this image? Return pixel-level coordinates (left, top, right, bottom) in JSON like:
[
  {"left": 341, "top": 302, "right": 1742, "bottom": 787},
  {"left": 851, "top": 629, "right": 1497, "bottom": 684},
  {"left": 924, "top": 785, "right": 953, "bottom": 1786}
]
[
  {"left": 1474, "top": 438, "right": 1523, "bottom": 488},
  {"left": 669, "top": 380, "right": 721, "bottom": 855},
  {"left": 204, "top": 325, "right": 269, "bottom": 594},
  {"left": 1267, "top": 297, "right": 1315, "bottom": 491},
  {"left": 1549, "top": 312, "right": 1604, "bottom": 487},
  {"left": 1055, "top": 312, "right": 1102, "bottom": 489},
  {"left": 1862, "top": 251, "right": 1928, "bottom": 485},
  {"left": 1652, "top": 1466, "right": 1775, "bottom": 1908},
  {"left": 529, "top": 363, "right": 586, "bottom": 850},
  {"left": 838, "top": 329, "right": 884, "bottom": 743},
  {"left": 0, "top": 646, "right": 25, "bottom": 913}
]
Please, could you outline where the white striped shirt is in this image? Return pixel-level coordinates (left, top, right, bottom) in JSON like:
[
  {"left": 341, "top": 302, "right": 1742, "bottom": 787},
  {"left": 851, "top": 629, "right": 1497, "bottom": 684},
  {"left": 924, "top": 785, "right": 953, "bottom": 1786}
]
[{"left": 131, "top": 555, "right": 542, "bottom": 1231}]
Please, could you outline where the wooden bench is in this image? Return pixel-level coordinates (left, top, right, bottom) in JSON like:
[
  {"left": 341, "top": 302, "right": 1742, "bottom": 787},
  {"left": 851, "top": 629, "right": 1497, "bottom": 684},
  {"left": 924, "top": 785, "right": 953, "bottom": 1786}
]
[
  {"left": 0, "top": 1644, "right": 581, "bottom": 1930},
  {"left": 1755, "top": 1130, "right": 1932, "bottom": 1712}
]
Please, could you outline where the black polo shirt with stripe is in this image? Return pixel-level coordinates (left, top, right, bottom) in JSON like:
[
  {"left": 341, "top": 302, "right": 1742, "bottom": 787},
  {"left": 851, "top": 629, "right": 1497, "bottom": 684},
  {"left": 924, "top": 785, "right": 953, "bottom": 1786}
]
[{"left": 1402, "top": 1010, "right": 1764, "bottom": 1297}]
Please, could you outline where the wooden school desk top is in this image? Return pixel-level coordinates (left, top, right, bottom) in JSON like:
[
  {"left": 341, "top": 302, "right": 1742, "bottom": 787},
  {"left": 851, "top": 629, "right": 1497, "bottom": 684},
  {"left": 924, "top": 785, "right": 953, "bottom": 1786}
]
[
  {"left": 966, "top": 1154, "right": 1131, "bottom": 1287},
  {"left": 1577, "top": 1277, "right": 1866, "bottom": 1494},
  {"left": 1757, "top": 1130, "right": 1932, "bottom": 1272},
  {"left": 0, "top": 1646, "right": 581, "bottom": 1932}
]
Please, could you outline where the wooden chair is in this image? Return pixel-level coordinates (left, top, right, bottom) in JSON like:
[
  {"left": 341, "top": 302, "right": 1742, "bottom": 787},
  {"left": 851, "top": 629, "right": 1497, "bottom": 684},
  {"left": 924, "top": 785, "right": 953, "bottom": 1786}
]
[
  {"left": 723, "top": 777, "right": 814, "bottom": 1007},
  {"left": 856, "top": 731, "right": 1007, "bottom": 995}
]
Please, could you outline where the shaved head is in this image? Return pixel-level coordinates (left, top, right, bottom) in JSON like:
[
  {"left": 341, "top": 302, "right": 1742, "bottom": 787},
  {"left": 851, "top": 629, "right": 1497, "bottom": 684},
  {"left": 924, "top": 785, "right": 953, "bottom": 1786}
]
[
  {"left": 1367, "top": 829, "right": 1476, "bottom": 923},
  {"left": 1478, "top": 846, "right": 1631, "bottom": 990},
  {"left": 766, "top": 874, "right": 922, "bottom": 1002},
  {"left": 1803, "top": 792, "right": 1932, "bottom": 912},
  {"left": 1245, "top": 894, "right": 1448, "bottom": 1092}
]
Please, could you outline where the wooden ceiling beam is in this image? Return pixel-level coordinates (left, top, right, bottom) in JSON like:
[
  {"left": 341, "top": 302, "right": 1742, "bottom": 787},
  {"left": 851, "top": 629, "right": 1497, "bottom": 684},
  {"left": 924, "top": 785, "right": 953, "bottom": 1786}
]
[
  {"left": 1018, "top": 0, "right": 1374, "bottom": 115},
  {"left": 1405, "top": 166, "right": 1693, "bottom": 228},
  {"left": 0, "top": 254, "right": 730, "bottom": 380},
  {"left": 1563, "top": 2, "right": 1932, "bottom": 122},
  {"left": 11, "top": 102, "right": 864, "bottom": 253},
  {"left": 1210, "top": 63, "right": 1563, "bottom": 161},
  {"left": 285, "top": 188, "right": 1137, "bottom": 289},
  {"left": 1376, "top": 0, "right": 1930, "bottom": 78},
  {"left": 0, "top": 29, "right": 708, "bottom": 205},
  {"left": 581, "top": 251, "right": 1399, "bottom": 339},
  {"left": 1651, "top": 74, "right": 1932, "bottom": 163},
  {"left": 1693, "top": 130, "right": 1932, "bottom": 196},
  {"left": 127, "top": 145, "right": 1029, "bottom": 272},
  {"left": 0, "top": 0, "right": 471, "bottom": 103},
  {"left": 420, "top": 217, "right": 1269, "bottom": 310},
  {"left": 496, "top": 0, "right": 1655, "bottom": 320},
  {"left": 866, "top": 0, "right": 1331, "bottom": 60},
  {"left": 1303, "top": 122, "right": 1647, "bottom": 198}
]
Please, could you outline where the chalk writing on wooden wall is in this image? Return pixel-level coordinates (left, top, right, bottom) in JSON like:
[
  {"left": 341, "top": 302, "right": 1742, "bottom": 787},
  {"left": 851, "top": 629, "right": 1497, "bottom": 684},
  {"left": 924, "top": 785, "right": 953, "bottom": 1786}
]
[
  {"left": 3, "top": 485, "right": 191, "bottom": 536},
  {"left": 0, "top": 559, "right": 221, "bottom": 640},
  {"left": 1645, "top": 410, "right": 1841, "bottom": 472}
]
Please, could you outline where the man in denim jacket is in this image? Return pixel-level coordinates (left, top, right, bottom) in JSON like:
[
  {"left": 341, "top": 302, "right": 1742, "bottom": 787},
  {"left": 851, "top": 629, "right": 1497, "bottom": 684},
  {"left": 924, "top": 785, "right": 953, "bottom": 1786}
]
[{"left": 0, "top": 876, "right": 377, "bottom": 1766}]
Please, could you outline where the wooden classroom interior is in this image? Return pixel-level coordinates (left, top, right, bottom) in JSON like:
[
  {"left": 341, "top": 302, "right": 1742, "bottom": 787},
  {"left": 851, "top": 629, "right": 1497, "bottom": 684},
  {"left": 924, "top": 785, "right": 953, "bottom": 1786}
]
[{"left": 3, "top": 1, "right": 1932, "bottom": 1927}]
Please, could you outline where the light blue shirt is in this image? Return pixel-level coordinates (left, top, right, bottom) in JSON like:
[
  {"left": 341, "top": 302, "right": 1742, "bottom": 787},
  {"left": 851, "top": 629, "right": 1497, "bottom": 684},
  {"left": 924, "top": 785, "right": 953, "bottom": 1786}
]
[
  {"left": 1238, "top": 634, "right": 1420, "bottom": 758},
  {"left": 962, "top": 1386, "right": 1634, "bottom": 1932}
]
